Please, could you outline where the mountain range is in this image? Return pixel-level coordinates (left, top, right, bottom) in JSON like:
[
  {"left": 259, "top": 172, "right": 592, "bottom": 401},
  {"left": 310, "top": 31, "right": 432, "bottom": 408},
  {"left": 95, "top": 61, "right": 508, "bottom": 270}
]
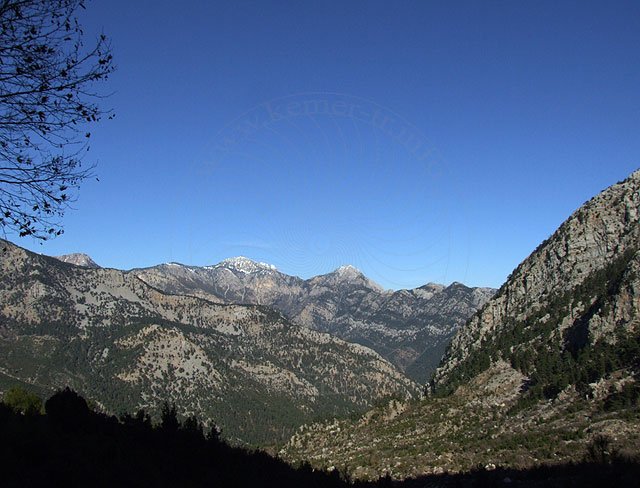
[
  {"left": 281, "top": 170, "right": 640, "bottom": 478},
  {"left": 0, "top": 233, "right": 495, "bottom": 446},
  {"left": 0, "top": 241, "right": 419, "bottom": 444},
  {"left": 4, "top": 166, "right": 639, "bottom": 481},
  {"left": 131, "top": 258, "right": 494, "bottom": 383}
]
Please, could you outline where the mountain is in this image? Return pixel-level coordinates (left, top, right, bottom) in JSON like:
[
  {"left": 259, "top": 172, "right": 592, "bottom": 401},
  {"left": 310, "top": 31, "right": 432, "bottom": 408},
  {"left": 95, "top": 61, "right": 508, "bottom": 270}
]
[
  {"left": 431, "top": 169, "right": 640, "bottom": 395},
  {"left": 0, "top": 239, "right": 418, "bottom": 445},
  {"left": 55, "top": 253, "right": 100, "bottom": 268},
  {"left": 133, "top": 259, "right": 494, "bottom": 382},
  {"left": 280, "top": 170, "right": 640, "bottom": 479}
]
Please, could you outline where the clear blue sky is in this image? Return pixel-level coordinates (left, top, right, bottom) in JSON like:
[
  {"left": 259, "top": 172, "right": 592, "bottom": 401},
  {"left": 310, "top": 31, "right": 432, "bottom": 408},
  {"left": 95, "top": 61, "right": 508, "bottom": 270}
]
[{"left": 8, "top": 0, "right": 640, "bottom": 289}]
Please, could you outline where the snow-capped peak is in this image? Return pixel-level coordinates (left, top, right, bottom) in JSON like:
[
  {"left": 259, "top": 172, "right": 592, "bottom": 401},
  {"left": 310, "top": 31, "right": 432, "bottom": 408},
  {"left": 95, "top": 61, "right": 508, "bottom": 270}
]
[
  {"left": 214, "top": 256, "right": 277, "bottom": 274},
  {"left": 335, "top": 264, "right": 362, "bottom": 276}
]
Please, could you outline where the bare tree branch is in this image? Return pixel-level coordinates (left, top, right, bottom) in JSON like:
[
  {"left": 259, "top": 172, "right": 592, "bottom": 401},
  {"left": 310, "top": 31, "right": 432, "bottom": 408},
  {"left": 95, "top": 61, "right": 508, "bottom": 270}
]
[{"left": 0, "top": 0, "right": 114, "bottom": 239}]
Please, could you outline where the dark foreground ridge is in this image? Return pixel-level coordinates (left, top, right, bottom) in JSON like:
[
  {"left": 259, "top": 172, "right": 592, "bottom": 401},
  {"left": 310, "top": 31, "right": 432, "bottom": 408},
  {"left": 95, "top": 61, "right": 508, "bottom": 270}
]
[{"left": 1, "top": 388, "right": 638, "bottom": 488}]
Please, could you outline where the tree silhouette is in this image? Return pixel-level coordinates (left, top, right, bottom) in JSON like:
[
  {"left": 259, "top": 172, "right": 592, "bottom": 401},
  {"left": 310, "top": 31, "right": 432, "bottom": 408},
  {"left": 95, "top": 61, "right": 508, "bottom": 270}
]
[
  {"left": 44, "top": 386, "right": 90, "bottom": 427},
  {"left": 2, "top": 388, "right": 639, "bottom": 487},
  {"left": 160, "top": 401, "right": 179, "bottom": 432},
  {"left": 0, "top": 0, "right": 114, "bottom": 240}
]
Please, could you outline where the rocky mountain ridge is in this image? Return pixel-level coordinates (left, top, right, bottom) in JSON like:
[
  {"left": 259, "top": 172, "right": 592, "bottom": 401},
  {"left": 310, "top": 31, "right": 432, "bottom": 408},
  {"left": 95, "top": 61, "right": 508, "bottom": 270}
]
[
  {"left": 130, "top": 258, "right": 494, "bottom": 382},
  {"left": 0, "top": 239, "right": 418, "bottom": 445},
  {"left": 432, "top": 169, "right": 640, "bottom": 392}
]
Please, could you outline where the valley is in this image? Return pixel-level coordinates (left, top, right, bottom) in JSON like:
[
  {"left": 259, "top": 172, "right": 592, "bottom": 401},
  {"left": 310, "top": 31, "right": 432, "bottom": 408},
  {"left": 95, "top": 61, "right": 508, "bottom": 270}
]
[{"left": 2, "top": 170, "right": 640, "bottom": 484}]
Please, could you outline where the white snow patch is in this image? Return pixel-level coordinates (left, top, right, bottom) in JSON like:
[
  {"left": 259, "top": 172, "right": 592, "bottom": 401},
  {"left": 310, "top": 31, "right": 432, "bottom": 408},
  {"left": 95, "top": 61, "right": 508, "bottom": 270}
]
[{"left": 213, "top": 256, "right": 277, "bottom": 274}]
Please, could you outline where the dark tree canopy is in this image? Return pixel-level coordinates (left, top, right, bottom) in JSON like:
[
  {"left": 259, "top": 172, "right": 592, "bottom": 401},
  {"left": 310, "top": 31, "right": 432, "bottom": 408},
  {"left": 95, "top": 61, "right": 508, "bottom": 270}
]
[
  {"left": 0, "top": 0, "right": 114, "bottom": 240},
  {"left": 44, "top": 386, "right": 90, "bottom": 425}
]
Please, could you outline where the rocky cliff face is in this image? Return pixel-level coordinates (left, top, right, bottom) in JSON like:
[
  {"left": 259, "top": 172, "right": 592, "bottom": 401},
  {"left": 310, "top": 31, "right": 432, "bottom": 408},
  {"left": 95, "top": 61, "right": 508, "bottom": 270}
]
[
  {"left": 0, "top": 240, "right": 418, "bottom": 445},
  {"left": 133, "top": 260, "right": 494, "bottom": 383},
  {"left": 433, "top": 170, "right": 640, "bottom": 391}
]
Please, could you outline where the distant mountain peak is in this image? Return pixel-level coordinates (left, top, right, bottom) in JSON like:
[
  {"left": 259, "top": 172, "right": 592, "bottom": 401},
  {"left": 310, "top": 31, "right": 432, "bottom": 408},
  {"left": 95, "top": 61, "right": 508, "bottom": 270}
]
[
  {"left": 335, "top": 264, "right": 362, "bottom": 276},
  {"left": 326, "top": 264, "right": 385, "bottom": 291},
  {"left": 214, "top": 256, "right": 277, "bottom": 274},
  {"left": 446, "top": 281, "right": 470, "bottom": 290},
  {"left": 54, "top": 253, "right": 100, "bottom": 268},
  {"left": 418, "top": 282, "right": 446, "bottom": 291},
  {"left": 413, "top": 282, "right": 446, "bottom": 300}
]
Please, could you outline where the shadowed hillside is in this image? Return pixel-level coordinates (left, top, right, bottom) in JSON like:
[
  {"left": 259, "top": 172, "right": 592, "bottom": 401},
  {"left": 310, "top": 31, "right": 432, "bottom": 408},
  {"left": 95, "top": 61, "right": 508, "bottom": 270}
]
[{"left": 1, "top": 388, "right": 638, "bottom": 488}]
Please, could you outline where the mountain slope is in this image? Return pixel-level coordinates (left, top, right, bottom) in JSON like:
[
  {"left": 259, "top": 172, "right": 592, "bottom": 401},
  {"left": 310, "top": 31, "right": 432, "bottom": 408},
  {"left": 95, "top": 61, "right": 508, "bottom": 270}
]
[
  {"left": 0, "top": 239, "right": 418, "bottom": 445},
  {"left": 133, "top": 260, "right": 494, "bottom": 382},
  {"left": 432, "top": 170, "right": 640, "bottom": 396},
  {"left": 281, "top": 170, "right": 640, "bottom": 478}
]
